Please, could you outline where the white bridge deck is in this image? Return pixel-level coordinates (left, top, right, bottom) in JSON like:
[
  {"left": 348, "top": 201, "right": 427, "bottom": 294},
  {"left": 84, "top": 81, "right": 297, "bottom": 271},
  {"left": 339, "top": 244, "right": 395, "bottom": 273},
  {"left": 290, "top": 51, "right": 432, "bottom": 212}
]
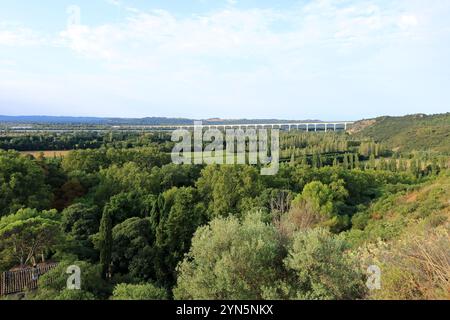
[
  {"left": 126, "top": 122, "right": 355, "bottom": 132},
  {"left": 2, "top": 122, "right": 355, "bottom": 132}
]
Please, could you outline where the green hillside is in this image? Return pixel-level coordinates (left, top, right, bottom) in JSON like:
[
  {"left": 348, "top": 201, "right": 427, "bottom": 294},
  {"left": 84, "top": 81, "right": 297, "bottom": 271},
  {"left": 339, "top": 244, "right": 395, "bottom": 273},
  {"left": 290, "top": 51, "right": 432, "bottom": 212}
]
[
  {"left": 351, "top": 113, "right": 450, "bottom": 153},
  {"left": 345, "top": 171, "right": 450, "bottom": 299}
]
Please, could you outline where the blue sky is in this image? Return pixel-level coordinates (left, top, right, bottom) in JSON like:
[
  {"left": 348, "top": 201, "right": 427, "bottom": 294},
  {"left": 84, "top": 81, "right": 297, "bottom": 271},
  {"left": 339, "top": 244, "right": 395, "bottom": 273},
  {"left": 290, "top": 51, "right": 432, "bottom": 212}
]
[{"left": 0, "top": 0, "right": 449, "bottom": 120}]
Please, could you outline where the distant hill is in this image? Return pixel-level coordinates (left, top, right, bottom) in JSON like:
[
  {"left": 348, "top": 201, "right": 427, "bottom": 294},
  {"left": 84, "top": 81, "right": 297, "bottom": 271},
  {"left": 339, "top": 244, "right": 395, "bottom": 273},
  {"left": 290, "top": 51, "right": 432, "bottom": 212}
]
[
  {"left": 0, "top": 115, "right": 322, "bottom": 125},
  {"left": 351, "top": 113, "right": 450, "bottom": 153},
  {"left": 0, "top": 115, "right": 194, "bottom": 125},
  {"left": 0, "top": 115, "right": 107, "bottom": 124}
]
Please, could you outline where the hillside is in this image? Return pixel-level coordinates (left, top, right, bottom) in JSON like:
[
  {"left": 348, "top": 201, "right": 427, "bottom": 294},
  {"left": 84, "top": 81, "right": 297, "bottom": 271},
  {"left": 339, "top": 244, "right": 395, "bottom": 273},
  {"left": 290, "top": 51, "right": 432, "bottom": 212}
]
[
  {"left": 351, "top": 113, "right": 450, "bottom": 153},
  {"left": 346, "top": 171, "right": 450, "bottom": 299}
]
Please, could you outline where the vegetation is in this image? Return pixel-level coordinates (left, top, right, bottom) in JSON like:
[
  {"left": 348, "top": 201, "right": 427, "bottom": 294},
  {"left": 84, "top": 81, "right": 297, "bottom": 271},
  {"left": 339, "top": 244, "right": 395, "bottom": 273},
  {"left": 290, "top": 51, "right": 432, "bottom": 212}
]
[
  {"left": 174, "top": 213, "right": 366, "bottom": 300},
  {"left": 112, "top": 283, "right": 168, "bottom": 300},
  {"left": 352, "top": 113, "right": 450, "bottom": 153},
  {"left": 0, "top": 113, "right": 449, "bottom": 300}
]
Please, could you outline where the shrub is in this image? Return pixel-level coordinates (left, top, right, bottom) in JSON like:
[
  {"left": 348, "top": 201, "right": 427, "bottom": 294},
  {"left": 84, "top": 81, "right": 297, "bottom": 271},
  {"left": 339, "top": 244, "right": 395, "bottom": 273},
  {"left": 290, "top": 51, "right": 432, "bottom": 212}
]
[
  {"left": 284, "top": 228, "right": 367, "bottom": 300},
  {"left": 29, "top": 260, "right": 111, "bottom": 300},
  {"left": 174, "top": 211, "right": 283, "bottom": 300},
  {"left": 370, "top": 225, "right": 450, "bottom": 300},
  {"left": 112, "top": 283, "right": 168, "bottom": 300},
  {"left": 174, "top": 212, "right": 366, "bottom": 300}
]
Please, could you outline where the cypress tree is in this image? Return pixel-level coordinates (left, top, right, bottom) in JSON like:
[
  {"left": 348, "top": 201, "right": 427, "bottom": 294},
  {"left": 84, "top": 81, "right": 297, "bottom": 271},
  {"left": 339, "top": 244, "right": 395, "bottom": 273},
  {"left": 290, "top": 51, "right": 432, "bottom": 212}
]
[
  {"left": 290, "top": 153, "right": 295, "bottom": 166},
  {"left": 369, "top": 153, "right": 376, "bottom": 169},
  {"left": 410, "top": 159, "right": 417, "bottom": 176},
  {"left": 379, "top": 158, "right": 387, "bottom": 170},
  {"left": 390, "top": 158, "right": 397, "bottom": 172},
  {"left": 302, "top": 154, "right": 308, "bottom": 166},
  {"left": 343, "top": 154, "right": 349, "bottom": 170},
  {"left": 431, "top": 158, "right": 439, "bottom": 175},
  {"left": 417, "top": 159, "right": 423, "bottom": 175},
  {"left": 99, "top": 210, "right": 113, "bottom": 280},
  {"left": 354, "top": 153, "right": 360, "bottom": 169}
]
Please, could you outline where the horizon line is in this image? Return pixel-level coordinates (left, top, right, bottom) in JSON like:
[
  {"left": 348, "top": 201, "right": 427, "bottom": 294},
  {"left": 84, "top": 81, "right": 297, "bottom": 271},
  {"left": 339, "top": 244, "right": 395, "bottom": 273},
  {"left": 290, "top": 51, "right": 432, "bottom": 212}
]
[{"left": 0, "top": 112, "right": 444, "bottom": 122}]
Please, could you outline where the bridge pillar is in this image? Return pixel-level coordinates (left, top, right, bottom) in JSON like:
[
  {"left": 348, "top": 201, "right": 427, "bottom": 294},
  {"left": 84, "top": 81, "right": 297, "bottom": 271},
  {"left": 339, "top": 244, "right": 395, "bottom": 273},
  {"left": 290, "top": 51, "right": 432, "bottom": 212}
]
[
  {"left": 325, "top": 124, "right": 327, "bottom": 132},
  {"left": 314, "top": 124, "right": 317, "bottom": 132}
]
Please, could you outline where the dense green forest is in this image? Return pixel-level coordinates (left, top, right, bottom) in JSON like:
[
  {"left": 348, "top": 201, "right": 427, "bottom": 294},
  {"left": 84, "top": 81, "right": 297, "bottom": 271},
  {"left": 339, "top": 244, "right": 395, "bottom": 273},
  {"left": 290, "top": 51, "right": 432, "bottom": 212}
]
[{"left": 0, "top": 114, "right": 449, "bottom": 300}]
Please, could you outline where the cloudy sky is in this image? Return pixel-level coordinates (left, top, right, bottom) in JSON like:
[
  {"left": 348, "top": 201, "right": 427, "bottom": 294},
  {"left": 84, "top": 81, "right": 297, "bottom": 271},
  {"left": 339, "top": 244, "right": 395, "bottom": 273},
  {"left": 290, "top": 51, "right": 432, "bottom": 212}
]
[{"left": 0, "top": 0, "right": 449, "bottom": 120}]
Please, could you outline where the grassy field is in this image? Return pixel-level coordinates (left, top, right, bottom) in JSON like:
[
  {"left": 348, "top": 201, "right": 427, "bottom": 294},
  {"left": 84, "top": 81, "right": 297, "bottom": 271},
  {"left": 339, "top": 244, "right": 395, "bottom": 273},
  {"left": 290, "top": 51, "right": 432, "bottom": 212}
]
[{"left": 20, "top": 150, "right": 72, "bottom": 158}]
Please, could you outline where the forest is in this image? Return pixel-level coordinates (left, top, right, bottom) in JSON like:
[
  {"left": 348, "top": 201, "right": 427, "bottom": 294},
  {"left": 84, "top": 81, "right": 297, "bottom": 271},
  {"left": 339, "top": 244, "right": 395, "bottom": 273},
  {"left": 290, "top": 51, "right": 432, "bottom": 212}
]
[{"left": 0, "top": 113, "right": 449, "bottom": 300}]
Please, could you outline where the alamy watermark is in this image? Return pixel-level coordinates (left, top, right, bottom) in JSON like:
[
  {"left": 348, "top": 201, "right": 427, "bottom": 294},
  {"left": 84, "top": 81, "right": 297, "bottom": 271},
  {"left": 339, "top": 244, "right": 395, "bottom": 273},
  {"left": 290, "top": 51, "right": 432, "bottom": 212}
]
[
  {"left": 366, "top": 265, "right": 381, "bottom": 290},
  {"left": 171, "top": 121, "right": 279, "bottom": 175},
  {"left": 66, "top": 5, "right": 81, "bottom": 28},
  {"left": 66, "top": 265, "right": 81, "bottom": 290}
]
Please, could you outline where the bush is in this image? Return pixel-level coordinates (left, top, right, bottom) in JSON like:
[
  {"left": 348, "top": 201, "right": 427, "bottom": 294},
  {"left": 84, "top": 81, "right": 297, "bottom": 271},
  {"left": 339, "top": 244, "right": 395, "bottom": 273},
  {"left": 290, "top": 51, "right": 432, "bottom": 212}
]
[
  {"left": 56, "top": 290, "right": 96, "bottom": 300},
  {"left": 351, "top": 212, "right": 370, "bottom": 230},
  {"left": 284, "top": 228, "right": 367, "bottom": 300},
  {"left": 174, "top": 212, "right": 366, "bottom": 300},
  {"left": 369, "top": 225, "right": 450, "bottom": 300},
  {"left": 29, "top": 260, "right": 111, "bottom": 300},
  {"left": 112, "top": 283, "right": 168, "bottom": 300},
  {"left": 174, "top": 211, "right": 283, "bottom": 300}
]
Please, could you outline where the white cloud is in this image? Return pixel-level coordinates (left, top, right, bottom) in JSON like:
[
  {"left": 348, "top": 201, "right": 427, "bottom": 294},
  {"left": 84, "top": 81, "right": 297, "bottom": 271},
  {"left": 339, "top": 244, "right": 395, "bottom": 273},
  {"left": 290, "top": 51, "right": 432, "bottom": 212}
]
[
  {"left": 57, "top": 0, "right": 432, "bottom": 68},
  {"left": 59, "top": 25, "right": 121, "bottom": 60},
  {"left": 398, "top": 14, "right": 418, "bottom": 29},
  {"left": 0, "top": 23, "right": 45, "bottom": 47},
  {"left": 0, "top": 59, "right": 16, "bottom": 66},
  {"left": 104, "top": 0, "right": 121, "bottom": 7}
]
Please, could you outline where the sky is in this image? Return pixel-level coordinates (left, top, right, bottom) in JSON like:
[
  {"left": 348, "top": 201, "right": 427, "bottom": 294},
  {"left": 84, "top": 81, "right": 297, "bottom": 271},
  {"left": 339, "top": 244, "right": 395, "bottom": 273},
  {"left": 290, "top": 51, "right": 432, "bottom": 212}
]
[{"left": 0, "top": 0, "right": 449, "bottom": 120}]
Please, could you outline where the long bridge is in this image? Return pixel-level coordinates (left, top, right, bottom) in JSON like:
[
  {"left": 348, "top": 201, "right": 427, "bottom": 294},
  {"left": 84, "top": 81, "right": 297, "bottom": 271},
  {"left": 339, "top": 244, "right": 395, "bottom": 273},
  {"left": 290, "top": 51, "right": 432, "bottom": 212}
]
[
  {"left": 112, "top": 121, "right": 355, "bottom": 132},
  {"left": 2, "top": 121, "right": 355, "bottom": 133}
]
